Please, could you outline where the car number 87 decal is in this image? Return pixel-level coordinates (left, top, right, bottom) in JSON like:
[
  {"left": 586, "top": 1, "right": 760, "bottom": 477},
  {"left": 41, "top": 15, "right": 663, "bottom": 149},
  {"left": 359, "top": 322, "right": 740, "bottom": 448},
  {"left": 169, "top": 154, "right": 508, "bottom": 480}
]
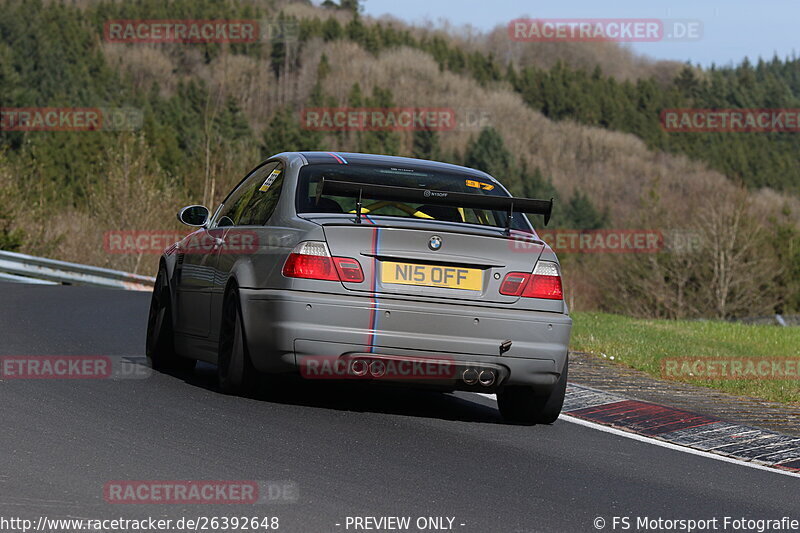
[{"left": 465, "top": 179, "right": 494, "bottom": 191}]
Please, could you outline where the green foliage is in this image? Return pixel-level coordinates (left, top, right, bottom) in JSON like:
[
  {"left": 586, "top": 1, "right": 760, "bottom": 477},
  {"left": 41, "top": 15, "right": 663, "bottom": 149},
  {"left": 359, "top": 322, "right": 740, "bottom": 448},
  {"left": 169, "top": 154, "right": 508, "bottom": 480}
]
[
  {"left": 509, "top": 59, "right": 800, "bottom": 192},
  {"left": 571, "top": 311, "right": 800, "bottom": 404},
  {"left": 563, "top": 191, "right": 609, "bottom": 230},
  {"left": 145, "top": 80, "right": 252, "bottom": 182},
  {"left": 0, "top": 0, "right": 796, "bottom": 291},
  {"left": 322, "top": 0, "right": 362, "bottom": 13},
  {"left": 309, "top": 56, "right": 335, "bottom": 108},
  {"left": 340, "top": 0, "right": 362, "bottom": 14},
  {"left": 0, "top": 0, "right": 257, "bottom": 204},
  {"left": 521, "top": 166, "right": 607, "bottom": 230},
  {"left": 0, "top": 213, "right": 23, "bottom": 251},
  {"left": 261, "top": 108, "right": 322, "bottom": 157},
  {"left": 354, "top": 86, "right": 400, "bottom": 155},
  {"left": 769, "top": 217, "right": 800, "bottom": 313},
  {"left": 411, "top": 129, "right": 440, "bottom": 160},
  {"left": 464, "top": 127, "right": 517, "bottom": 190},
  {"left": 464, "top": 130, "right": 607, "bottom": 229},
  {"left": 1, "top": 6, "right": 785, "bottom": 189},
  {"left": 297, "top": 13, "right": 800, "bottom": 192}
]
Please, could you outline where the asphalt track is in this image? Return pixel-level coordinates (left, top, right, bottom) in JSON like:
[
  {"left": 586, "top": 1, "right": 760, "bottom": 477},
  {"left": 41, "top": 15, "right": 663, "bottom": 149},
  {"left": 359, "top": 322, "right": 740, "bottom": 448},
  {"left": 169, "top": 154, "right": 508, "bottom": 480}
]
[{"left": 0, "top": 282, "right": 798, "bottom": 532}]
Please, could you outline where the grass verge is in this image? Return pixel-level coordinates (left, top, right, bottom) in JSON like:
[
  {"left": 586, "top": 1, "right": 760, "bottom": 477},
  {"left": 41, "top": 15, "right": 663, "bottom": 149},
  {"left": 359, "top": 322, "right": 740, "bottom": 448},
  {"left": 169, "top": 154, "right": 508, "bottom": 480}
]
[{"left": 570, "top": 312, "right": 800, "bottom": 405}]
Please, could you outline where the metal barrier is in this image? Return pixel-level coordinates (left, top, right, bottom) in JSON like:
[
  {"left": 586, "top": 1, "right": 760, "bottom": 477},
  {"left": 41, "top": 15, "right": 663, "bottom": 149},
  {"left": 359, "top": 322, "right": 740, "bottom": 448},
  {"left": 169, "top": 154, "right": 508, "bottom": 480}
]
[
  {"left": 0, "top": 250, "right": 154, "bottom": 291},
  {"left": 734, "top": 314, "right": 800, "bottom": 327}
]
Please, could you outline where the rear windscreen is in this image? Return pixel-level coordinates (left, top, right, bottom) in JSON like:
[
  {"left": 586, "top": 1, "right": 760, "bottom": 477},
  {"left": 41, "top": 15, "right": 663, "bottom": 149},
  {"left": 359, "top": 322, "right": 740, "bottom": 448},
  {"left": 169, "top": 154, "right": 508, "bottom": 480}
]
[{"left": 296, "top": 163, "right": 532, "bottom": 230}]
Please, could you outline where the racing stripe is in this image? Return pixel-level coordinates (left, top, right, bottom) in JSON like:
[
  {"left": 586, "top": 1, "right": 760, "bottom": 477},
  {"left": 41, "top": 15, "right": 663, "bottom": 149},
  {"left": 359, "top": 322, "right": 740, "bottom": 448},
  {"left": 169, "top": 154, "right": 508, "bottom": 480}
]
[
  {"left": 367, "top": 226, "right": 381, "bottom": 352},
  {"left": 327, "top": 152, "right": 347, "bottom": 164}
]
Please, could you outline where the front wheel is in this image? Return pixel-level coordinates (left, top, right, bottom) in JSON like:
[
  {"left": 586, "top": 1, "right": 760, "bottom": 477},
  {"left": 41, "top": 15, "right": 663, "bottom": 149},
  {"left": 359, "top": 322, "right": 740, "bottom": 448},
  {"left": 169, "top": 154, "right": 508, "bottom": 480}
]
[
  {"left": 217, "top": 289, "right": 258, "bottom": 395},
  {"left": 497, "top": 356, "right": 568, "bottom": 424},
  {"left": 146, "top": 267, "right": 196, "bottom": 372}
]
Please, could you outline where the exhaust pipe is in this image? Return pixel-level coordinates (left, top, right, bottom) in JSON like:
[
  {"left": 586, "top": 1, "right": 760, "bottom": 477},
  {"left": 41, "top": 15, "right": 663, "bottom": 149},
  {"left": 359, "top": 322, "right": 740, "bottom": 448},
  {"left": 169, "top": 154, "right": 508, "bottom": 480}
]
[
  {"left": 351, "top": 359, "right": 368, "bottom": 377},
  {"left": 369, "top": 360, "right": 386, "bottom": 378},
  {"left": 478, "top": 369, "right": 496, "bottom": 387},
  {"left": 462, "top": 368, "right": 479, "bottom": 385}
]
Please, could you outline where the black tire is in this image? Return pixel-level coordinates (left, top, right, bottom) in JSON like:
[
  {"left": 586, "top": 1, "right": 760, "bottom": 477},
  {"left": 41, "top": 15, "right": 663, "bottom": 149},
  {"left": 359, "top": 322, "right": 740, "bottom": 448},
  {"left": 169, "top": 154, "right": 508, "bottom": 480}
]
[
  {"left": 217, "top": 288, "right": 258, "bottom": 395},
  {"left": 497, "top": 356, "right": 568, "bottom": 424},
  {"left": 146, "top": 267, "right": 196, "bottom": 372}
]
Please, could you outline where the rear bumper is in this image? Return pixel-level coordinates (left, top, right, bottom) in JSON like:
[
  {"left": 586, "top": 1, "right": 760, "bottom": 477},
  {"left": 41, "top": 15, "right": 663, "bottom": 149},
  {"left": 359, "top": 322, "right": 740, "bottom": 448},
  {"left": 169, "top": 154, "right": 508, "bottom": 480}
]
[{"left": 238, "top": 288, "right": 571, "bottom": 392}]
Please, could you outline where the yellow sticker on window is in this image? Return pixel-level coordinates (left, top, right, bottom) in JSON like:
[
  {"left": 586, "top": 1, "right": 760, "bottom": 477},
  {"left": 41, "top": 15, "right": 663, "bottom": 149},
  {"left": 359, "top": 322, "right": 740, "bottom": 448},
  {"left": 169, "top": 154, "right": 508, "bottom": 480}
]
[
  {"left": 259, "top": 169, "right": 282, "bottom": 192},
  {"left": 466, "top": 179, "right": 494, "bottom": 191}
]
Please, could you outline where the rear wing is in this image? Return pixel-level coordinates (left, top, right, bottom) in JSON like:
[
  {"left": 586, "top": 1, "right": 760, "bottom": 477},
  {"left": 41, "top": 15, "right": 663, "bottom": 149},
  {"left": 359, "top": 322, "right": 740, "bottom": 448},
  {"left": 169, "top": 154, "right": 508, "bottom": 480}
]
[{"left": 315, "top": 178, "right": 553, "bottom": 232}]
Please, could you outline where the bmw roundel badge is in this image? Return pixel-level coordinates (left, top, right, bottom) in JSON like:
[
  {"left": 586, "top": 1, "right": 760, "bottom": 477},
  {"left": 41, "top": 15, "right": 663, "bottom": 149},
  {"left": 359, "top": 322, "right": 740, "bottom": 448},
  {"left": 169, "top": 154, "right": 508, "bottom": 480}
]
[{"left": 428, "top": 235, "right": 442, "bottom": 251}]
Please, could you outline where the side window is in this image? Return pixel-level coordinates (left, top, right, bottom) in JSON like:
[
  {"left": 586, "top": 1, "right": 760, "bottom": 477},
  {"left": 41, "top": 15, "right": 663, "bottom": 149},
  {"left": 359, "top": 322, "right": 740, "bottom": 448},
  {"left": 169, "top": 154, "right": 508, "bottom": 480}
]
[
  {"left": 215, "top": 162, "right": 279, "bottom": 227},
  {"left": 238, "top": 163, "right": 286, "bottom": 226}
]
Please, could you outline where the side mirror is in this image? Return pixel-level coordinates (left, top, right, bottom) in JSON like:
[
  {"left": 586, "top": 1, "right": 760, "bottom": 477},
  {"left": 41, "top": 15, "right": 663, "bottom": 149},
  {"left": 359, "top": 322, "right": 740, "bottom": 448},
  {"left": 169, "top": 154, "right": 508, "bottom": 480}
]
[{"left": 178, "top": 205, "right": 209, "bottom": 227}]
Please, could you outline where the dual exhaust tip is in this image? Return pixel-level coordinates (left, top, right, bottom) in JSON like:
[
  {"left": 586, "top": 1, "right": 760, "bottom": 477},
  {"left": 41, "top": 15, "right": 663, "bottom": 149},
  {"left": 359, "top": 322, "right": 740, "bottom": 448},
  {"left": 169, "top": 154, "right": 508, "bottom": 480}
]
[
  {"left": 463, "top": 368, "right": 496, "bottom": 387},
  {"left": 348, "top": 358, "right": 496, "bottom": 386},
  {"left": 350, "top": 358, "right": 384, "bottom": 378}
]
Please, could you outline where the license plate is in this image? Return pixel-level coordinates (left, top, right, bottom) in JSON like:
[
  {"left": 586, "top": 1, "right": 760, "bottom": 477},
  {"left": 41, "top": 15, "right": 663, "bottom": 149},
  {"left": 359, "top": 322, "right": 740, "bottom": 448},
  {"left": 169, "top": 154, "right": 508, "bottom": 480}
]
[{"left": 381, "top": 261, "right": 482, "bottom": 291}]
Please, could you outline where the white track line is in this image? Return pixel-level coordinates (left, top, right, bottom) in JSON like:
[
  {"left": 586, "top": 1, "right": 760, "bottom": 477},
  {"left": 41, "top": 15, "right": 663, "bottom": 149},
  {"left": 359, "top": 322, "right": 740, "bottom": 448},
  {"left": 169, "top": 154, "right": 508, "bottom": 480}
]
[{"left": 475, "top": 393, "right": 800, "bottom": 479}]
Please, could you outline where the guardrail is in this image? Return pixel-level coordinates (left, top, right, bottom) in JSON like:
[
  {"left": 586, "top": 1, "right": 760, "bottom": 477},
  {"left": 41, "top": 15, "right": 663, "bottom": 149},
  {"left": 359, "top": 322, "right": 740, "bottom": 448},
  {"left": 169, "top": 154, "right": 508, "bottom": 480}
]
[
  {"left": 733, "top": 314, "right": 800, "bottom": 327},
  {"left": 0, "top": 250, "right": 155, "bottom": 291}
]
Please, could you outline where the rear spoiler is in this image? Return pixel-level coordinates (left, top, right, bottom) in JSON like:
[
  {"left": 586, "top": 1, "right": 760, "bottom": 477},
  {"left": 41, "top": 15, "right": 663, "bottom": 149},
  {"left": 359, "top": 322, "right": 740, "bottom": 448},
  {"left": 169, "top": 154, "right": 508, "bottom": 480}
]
[{"left": 315, "top": 178, "right": 553, "bottom": 232}]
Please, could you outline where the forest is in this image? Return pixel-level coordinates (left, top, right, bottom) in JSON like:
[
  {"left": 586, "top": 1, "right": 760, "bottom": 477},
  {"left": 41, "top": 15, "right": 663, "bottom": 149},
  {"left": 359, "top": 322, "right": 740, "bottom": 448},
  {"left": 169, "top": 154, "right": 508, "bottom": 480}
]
[{"left": 1, "top": 0, "right": 798, "bottom": 318}]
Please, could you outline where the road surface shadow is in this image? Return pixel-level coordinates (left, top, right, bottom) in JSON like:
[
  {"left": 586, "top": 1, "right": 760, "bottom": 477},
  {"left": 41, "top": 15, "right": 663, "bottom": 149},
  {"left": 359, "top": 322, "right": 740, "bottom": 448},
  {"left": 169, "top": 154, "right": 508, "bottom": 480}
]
[{"left": 161, "top": 360, "right": 513, "bottom": 425}]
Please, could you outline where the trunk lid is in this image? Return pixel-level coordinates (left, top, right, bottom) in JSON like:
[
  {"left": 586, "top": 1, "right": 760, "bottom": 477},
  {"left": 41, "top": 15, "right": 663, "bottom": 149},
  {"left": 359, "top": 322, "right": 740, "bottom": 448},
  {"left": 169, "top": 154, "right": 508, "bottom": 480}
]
[{"left": 320, "top": 220, "right": 544, "bottom": 304}]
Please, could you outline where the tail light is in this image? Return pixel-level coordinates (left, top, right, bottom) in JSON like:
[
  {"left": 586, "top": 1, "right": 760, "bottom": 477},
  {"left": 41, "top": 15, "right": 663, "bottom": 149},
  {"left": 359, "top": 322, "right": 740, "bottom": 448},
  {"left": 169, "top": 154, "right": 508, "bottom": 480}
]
[
  {"left": 499, "top": 273, "right": 529, "bottom": 295},
  {"left": 333, "top": 257, "right": 365, "bottom": 282},
  {"left": 522, "top": 261, "right": 563, "bottom": 299},
  {"left": 282, "top": 241, "right": 364, "bottom": 283},
  {"left": 499, "top": 261, "right": 563, "bottom": 300}
]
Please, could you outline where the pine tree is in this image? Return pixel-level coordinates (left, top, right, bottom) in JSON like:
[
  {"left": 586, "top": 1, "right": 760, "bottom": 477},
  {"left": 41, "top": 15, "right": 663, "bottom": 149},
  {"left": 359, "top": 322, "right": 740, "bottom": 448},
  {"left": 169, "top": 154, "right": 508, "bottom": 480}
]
[
  {"left": 347, "top": 83, "right": 363, "bottom": 107},
  {"left": 262, "top": 108, "right": 322, "bottom": 157},
  {"left": 674, "top": 65, "right": 701, "bottom": 100},
  {"left": 412, "top": 129, "right": 440, "bottom": 160},
  {"left": 563, "top": 190, "right": 608, "bottom": 230},
  {"left": 321, "top": 18, "right": 343, "bottom": 40},
  {"left": 358, "top": 86, "right": 400, "bottom": 155},
  {"left": 340, "top": 0, "right": 362, "bottom": 14},
  {"left": 464, "top": 127, "right": 518, "bottom": 191}
]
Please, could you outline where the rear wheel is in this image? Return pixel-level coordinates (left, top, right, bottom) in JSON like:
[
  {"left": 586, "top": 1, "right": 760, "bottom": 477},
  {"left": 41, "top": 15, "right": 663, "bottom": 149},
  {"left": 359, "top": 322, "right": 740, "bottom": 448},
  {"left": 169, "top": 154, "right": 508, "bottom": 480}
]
[
  {"left": 497, "top": 356, "right": 568, "bottom": 424},
  {"left": 217, "top": 288, "right": 257, "bottom": 395},
  {"left": 146, "top": 267, "right": 196, "bottom": 372}
]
